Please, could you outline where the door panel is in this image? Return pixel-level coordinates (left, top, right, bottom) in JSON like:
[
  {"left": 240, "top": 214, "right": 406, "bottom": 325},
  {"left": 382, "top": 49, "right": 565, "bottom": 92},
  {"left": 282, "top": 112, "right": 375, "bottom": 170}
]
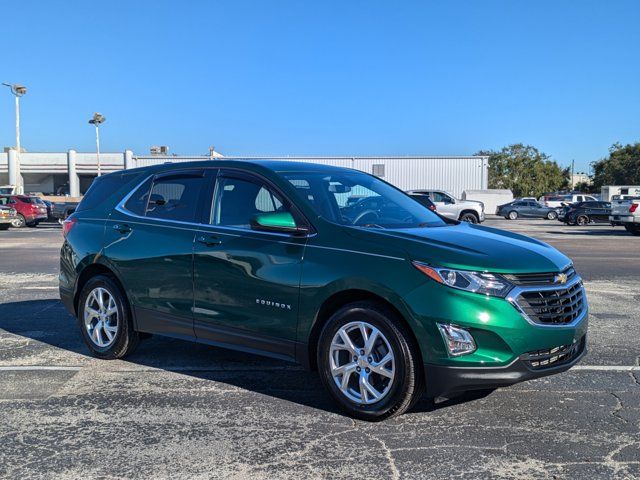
[
  {"left": 102, "top": 169, "right": 209, "bottom": 339},
  {"left": 104, "top": 212, "right": 196, "bottom": 339},
  {"left": 192, "top": 170, "right": 307, "bottom": 358},
  {"left": 193, "top": 227, "right": 305, "bottom": 356}
]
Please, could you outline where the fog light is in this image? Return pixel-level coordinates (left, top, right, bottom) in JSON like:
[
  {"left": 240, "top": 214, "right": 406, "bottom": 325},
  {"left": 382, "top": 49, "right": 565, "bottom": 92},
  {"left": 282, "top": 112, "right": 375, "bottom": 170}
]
[{"left": 437, "top": 323, "right": 476, "bottom": 356}]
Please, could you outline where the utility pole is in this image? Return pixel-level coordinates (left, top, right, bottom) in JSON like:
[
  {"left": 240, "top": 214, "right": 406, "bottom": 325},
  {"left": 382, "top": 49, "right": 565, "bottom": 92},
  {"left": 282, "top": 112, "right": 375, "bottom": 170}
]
[
  {"left": 2, "top": 83, "right": 27, "bottom": 194},
  {"left": 571, "top": 159, "right": 575, "bottom": 190},
  {"left": 88, "top": 113, "right": 106, "bottom": 176}
]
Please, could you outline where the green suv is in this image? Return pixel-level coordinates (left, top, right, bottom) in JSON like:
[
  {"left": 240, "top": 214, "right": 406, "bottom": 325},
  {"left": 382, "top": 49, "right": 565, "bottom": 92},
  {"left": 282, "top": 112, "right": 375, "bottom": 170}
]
[{"left": 60, "top": 160, "right": 588, "bottom": 420}]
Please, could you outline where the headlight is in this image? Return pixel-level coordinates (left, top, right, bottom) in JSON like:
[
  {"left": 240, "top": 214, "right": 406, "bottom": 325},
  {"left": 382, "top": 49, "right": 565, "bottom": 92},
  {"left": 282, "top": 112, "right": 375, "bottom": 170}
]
[{"left": 412, "top": 261, "right": 513, "bottom": 297}]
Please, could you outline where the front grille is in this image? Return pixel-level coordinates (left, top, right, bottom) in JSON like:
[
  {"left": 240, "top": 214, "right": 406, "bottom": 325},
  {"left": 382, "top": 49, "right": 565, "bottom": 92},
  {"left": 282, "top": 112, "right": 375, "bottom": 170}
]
[
  {"left": 520, "top": 335, "right": 586, "bottom": 370},
  {"left": 504, "top": 266, "right": 576, "bottom": 286},
  {"left": 514, "top": 280, "right": 586, "bottom": 325}
]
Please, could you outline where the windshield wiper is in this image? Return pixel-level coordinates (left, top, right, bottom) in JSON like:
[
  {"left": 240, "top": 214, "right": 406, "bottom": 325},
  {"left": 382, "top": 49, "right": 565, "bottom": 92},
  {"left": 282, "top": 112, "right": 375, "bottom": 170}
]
[{"left": 360, "top": 223, "right": 386, "bottom": 229}]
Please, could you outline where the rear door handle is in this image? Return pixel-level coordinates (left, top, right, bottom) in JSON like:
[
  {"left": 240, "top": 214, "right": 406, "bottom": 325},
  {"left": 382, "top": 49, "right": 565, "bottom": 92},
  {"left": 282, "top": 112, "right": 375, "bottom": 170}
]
[
  {"left": 197, "top": 235, "right": 222, "bottom": 247},
  {"left": 113, "top": 224, "right": 132, "bottom": 234}
]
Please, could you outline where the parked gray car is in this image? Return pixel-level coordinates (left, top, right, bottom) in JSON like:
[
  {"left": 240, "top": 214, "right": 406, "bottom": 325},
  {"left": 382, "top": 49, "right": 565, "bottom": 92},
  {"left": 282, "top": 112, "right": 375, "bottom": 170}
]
[{"left": 496, "top": 200, "right": 558, "bottom": 220}]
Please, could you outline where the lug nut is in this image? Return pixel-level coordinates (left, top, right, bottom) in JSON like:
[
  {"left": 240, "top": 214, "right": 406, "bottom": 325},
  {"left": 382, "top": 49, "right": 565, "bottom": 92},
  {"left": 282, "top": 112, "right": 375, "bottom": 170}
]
[
  {"left": 356, "top": 367, "right": 361, "bottom": 372},
  {"left": 353, "top": 356, "right": 357, "bottom": 361},
  {"left": 360, "top": 349, "right": 365, "bottom": 355},
  {"left": 367, "top": 356, "right": 373, "bottom": 363},
  {"left": 365, "top": 368, "right": 370, "bottom": 373}
]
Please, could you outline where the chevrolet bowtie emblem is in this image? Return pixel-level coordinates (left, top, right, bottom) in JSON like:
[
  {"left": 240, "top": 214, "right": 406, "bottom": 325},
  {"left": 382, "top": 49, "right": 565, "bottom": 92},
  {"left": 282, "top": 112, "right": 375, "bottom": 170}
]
[{"left": 554, "top": 273, "right": 568, "bottom": 284}]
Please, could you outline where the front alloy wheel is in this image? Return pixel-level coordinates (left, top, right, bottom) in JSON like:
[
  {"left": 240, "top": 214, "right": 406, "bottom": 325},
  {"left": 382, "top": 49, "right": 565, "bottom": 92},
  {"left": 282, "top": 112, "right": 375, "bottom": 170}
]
[
  {"left": 508, "top": 211, "right": 518, "bottom": 220},
  {"left": 329, "top": 321, "right": 395, "bottom": 404},
  {"left": 11, "top": 214, "right": 25, "bottom": 228},
  {"left": 576, "top": 215, "right": 589, "bottom": 226},
  {"left": 317, "top": 301, "right": 424, "bottom": 421}
]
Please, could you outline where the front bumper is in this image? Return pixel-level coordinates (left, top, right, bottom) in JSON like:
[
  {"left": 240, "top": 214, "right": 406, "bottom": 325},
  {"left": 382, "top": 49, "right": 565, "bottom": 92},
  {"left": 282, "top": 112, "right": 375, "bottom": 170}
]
[{"left": 425, "top": 334, "right": 587, "bottom": 397}]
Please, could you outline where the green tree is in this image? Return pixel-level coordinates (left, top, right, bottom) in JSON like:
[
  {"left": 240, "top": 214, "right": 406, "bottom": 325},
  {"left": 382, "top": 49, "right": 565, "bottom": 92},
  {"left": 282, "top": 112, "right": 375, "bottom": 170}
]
[
  {"left": 475, "top": 144, "right": 569, "bottom": 198},
  {"left": 591, "top": 142, "right": 640, "bottom": 189}
]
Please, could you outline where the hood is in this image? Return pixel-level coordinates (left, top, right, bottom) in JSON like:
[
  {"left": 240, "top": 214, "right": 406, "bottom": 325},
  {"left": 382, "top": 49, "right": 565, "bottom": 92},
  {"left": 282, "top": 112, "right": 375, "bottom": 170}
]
[{"left": 345, "top": 223, "right": 571, "bottom": 274}]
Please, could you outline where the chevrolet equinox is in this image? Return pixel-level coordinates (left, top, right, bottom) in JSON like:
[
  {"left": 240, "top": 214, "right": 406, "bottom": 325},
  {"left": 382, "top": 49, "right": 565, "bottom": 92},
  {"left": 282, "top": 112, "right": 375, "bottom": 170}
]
[{"left": 60, "top": 161, "right": 588, "bottom": 420}]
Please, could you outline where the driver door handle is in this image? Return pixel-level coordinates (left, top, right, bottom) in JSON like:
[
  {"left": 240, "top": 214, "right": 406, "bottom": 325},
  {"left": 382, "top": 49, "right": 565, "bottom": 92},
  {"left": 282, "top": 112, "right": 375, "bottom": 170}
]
[
  {"left": 197, "top": 235, "right": 222, "bottom": 247},
  {"left": 112, "top": 224, "right": 132, "bottom": 234}
]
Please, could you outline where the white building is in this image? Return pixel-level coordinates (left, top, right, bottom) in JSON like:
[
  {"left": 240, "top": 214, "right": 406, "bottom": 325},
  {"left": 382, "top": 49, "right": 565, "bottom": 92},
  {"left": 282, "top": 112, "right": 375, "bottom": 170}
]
[{"left": 0, "top": 150, "right": 488, "bottom": 198}]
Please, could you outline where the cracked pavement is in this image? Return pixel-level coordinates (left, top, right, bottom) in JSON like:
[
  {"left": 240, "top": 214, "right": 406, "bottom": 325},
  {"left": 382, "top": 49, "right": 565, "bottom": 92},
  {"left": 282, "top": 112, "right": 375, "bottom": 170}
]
[{"left": 0, "top": 220, "right": 639, "bottom": 479}]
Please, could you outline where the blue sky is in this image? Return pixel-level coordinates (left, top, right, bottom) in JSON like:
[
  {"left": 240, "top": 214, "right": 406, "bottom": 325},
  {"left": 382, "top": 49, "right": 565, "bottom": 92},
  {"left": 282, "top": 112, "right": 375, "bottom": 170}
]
[{"left": 1, "top": 0, "right": 638, "bottom": 172}]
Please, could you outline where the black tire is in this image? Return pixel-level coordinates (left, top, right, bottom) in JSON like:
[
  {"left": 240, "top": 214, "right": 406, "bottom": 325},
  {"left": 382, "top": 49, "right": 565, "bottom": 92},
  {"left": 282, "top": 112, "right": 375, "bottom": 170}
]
[
  {"left": 11, "top": 214, "right": 26, "bottom": 228},
  {"left": 459, "top": 212, "right": 479, "bottom": 224},
  {"left": 27, "top": 221, "right": 38, "bottom": 228},
  {"left": 77, "top": 274, "right": 139, "bottom": 359},
  {"left": 508, "top": 211, "right": 518, "bottom": 220},
  {"left": 317, "top": 301, "right": 424, "bottom": 421},
  {"left": 625, "top": 224, "right": 640, "bottom": 236},
  {"left": 0, "top": 224, "right": 9, "bottom": 230},
  {"left": 546, "top": 211, "right": 558, "bottom": 220},
  {"left": 576, "top": 215, "right": 589, "bottom": 226}
]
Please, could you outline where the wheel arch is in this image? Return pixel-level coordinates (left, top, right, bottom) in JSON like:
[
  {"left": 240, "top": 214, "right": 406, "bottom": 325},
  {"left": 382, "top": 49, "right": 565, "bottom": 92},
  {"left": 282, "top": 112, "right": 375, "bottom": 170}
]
[
  {"left": 302, "top": 289, "right": 423, "bottom": 373},
  {"left": 458, "top": 209, "right": 479, "bottom": 221},
  {"left": 73, "top": 262, "right": 128, "bottom": 318}
]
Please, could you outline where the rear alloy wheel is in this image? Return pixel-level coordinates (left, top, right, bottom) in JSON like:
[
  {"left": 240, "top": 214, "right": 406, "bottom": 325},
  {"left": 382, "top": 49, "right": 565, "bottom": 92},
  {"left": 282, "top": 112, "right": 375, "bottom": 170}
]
[
  {"left": 460, "top": 212, "right": 479, "bottom": 224},
  {"left": 508, "top": 211, "right": 518, "bottom": 220},
  {"left": 546, "top": 211, "right": 558, "bottom": 220},
  {"left": 11, "top": 214, "right": 26, "bottom": 228},
  {"left": 317, "top": 301, "right": 423, "bottom": 421},
  {"left": 78, "top": 275, "right": 139, "bottom": 359},
  {"left": 576, "top": 215, "right": 589, "bottom": 226}
]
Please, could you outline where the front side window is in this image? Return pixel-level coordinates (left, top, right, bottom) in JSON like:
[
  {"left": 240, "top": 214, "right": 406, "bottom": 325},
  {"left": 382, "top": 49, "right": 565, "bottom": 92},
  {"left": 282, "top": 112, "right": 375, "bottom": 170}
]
[
  {"left": 211, "top": 176, "right": 290, "bottom": 228},
  {"left": 284, "top": 171, "right": 447, "bottom": 229}
]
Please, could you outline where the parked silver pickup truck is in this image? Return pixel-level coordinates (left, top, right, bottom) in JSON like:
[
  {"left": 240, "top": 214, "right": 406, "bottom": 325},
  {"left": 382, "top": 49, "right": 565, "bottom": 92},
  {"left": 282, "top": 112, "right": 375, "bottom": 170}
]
[
  {"left": 405, "top": 190, "right": 485, "bottom": 223},
  {"left": 609, "top": 197, "right": 640, "bottom": 235}
]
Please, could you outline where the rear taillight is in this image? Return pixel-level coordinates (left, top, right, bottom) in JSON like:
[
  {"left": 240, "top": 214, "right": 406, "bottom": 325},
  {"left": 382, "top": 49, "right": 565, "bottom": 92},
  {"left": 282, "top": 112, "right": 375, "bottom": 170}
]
[
  {"left": 630, "top": 203, "right": 638, "bottom": 213},
  {"left": 62, "top": 217, "right": 77, "bottom": 237}
]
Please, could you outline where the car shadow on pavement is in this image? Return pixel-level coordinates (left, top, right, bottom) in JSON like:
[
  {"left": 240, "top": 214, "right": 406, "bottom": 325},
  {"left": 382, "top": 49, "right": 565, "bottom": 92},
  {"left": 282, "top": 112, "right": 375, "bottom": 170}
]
[
  {"left": 0, "top": 298, "right": 492, "bottom": 418},
  {"left": 545, "top": 228, "right": 632, "bottom": 236}
]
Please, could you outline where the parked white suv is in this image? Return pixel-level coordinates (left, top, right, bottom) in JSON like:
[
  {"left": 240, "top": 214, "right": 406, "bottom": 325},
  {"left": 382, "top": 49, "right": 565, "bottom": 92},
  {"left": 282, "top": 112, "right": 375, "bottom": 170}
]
[
  {"left": 542, "top": 194, "right": 597, "bottom": 209},
  {"left": 407, "top": 190, "right": 485, "bottom": 223},
  {"left": 610, "top": 197, "right": 640, "bottom": 235}
]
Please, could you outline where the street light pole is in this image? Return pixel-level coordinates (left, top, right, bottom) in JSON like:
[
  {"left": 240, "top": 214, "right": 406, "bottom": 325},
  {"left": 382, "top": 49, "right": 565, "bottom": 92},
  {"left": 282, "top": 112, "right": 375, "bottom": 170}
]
[
  {"left": 2, "top": 83, "right": 27, "bottom": 194},
  {"left": 88, "top": 113, "right": 105, "bottom": 177}
]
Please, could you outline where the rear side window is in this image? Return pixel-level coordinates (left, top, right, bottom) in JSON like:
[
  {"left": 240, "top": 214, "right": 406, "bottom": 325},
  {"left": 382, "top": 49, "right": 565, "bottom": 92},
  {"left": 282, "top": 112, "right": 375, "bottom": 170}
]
[
  {"left": 18, "top": 197, "right": 35, "bottom": 204},
  {"left": 77, "top": 174, "right": 128, "bottom": 212},
  {"left": 144, "top": 174, "right": 205, "bottom": 222}
]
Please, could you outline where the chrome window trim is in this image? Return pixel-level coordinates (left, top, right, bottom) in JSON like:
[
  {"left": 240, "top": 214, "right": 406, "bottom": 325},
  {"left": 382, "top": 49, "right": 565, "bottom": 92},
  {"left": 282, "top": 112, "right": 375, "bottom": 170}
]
[{"left": 506, "top": 275, "right": 588, "bottom": 328}]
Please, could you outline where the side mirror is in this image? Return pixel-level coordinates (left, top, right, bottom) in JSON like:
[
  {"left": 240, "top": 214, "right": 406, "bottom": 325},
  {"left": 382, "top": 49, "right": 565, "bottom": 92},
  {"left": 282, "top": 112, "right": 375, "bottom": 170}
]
[{"left": 251, "top": 212, "right": 309, "bottom": 235}]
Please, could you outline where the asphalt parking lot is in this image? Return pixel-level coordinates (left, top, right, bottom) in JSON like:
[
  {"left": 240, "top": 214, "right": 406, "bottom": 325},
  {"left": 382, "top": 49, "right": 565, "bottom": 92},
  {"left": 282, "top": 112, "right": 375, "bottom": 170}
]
[{"left": 1, "top": 218, "right": 638, "bottom": 479}]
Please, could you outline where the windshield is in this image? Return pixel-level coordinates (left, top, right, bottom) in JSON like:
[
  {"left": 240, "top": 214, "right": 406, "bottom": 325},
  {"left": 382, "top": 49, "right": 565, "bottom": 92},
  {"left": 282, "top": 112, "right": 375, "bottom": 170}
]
[{"left": 283, "top": 171, "right": 447, "bottom": 228}]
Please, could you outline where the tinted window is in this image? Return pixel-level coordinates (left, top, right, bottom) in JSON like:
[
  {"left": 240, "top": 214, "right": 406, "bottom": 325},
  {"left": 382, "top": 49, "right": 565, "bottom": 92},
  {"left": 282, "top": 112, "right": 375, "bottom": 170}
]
[
  {"left": 77, "top": 173, "right": 128, "bottom": 212},
  {"left": 583, "top": 201, "right": 597, "bottom": 207},
  {"left": 0, "top": 197, "right": 9, "bottom": 206},
  {"left": 284, "top": 171, "right": 447, "bottom": 228},
  {"left": 513, "top": 201, "right": 526, "bottom": 206},
  {"left": 212, "top": 176, "right": 289, "bottom": 228},
  {"left": 431, "top": 192, "right": 451, "bottom": 203},
  {"left": 411, "top": 195, "right": 434, "bottom": 208},
  {"left": 145, "top": 174, "right": 205, "bottom": 222},
  {"left": 124, "top": 178, "right": 153, "bottom": 216},
  {"left": 18, "top": 197, "right": 35, "bottom": 204}
]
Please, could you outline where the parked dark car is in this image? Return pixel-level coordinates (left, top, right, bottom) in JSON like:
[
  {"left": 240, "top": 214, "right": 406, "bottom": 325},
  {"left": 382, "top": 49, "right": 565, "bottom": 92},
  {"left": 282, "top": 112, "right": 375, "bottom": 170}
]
[
  {"left": 496, "top": 200, "right": 558, "bottom": 220},
  {"left": 408, "top": 193, "right": 437, "bottom": 212},
  {"left": 52, "top": 201, "right": 79, "bottom": 223},
  {"left": 563, "top": 201, "right": 612, "bottom": 225},
  {"left": 0, "top": 195, "right": 48, "bottom": 227},
  {"left": 60, "top": 160, "right": 588, "bottom": 420}
]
